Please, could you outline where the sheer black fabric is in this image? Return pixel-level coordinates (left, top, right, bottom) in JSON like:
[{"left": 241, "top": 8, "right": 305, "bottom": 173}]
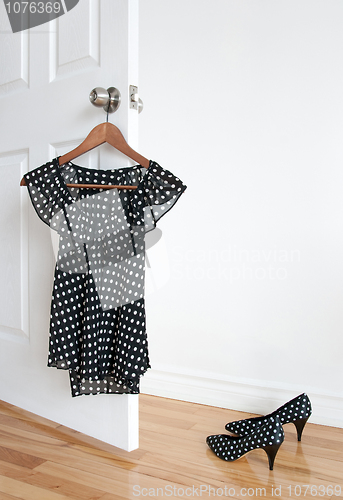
[{"left": 24, "top": 158, "right": 186, "bottom": 396}]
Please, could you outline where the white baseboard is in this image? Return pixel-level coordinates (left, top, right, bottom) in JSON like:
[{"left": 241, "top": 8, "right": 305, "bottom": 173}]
[{"left": 140, "top": 367, "right": 343, "bottom": 428}]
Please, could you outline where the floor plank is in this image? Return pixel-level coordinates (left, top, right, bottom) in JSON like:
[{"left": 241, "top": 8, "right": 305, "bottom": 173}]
[{"left": 0, "top": 446, "right": 46, "bottom": 470}]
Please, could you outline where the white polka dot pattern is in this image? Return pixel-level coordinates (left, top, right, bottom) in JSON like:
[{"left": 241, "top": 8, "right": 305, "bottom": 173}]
[
  {"left": 225, "top": 393, "right": 312, "bottom": 441},
  {"left": 24, "top": 158, "right": 187, "bottom": 397},
  {"left": 51, "top": 189, "right": 147, "bottom": 309},
  {"left": 206, "top": 415, "right": 284, "bottom": 469}
]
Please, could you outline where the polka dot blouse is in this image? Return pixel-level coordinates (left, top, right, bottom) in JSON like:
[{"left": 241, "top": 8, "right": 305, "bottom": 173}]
[{"left": 24, "top": 158, "right": 187, "bottom": 397}]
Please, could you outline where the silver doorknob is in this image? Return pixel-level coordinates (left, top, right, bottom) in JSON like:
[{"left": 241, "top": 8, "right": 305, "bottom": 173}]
[{"left": 89, "top": 87, "right": 121, "bottom": 113}]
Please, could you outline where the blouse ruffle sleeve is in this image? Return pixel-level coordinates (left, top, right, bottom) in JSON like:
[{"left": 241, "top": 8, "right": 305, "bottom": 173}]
[
  {"left": 132, "top": 160, "right": 187, "bottom": 232},
  {"left": 23, "top": 159, "right": 64, "bottom": 227}
]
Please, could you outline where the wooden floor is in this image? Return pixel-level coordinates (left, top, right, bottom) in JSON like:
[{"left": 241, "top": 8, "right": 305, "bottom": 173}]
[{"left": 0, "top": 395, "right": 342, "bottom": 500}]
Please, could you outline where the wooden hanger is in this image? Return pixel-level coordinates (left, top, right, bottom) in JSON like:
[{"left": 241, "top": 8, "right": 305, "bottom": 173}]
[{"left": 20, "top": 122, "right": 150, "bottom": 190}]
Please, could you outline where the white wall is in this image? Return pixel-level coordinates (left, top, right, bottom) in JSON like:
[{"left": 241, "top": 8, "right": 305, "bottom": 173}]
[{"left": 138, "top": 0, "right": 343, "bottom": 427}]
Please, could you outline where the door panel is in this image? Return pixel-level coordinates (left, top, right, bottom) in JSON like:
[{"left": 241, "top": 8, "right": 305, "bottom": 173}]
[
  {"left": 51, "top": 0, "right": 100, "bottom": 80},
  {"left": 0, "top": 30, "right": 28, "bottom": 93},
  {"left": 0, "top": 0, "right": 140, "bottom": 451},
  {"left": 0, "top": 152, "right": 29, "bottom": 343}
]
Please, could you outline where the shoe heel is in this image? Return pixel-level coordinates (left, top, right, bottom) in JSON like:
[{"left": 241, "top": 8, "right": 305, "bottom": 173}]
[
  {"left": 263, "top": 443, "right": 282, "bottom": 471},
  {"left": 293, "top": 417, "right": 309, "bottom": 441}
]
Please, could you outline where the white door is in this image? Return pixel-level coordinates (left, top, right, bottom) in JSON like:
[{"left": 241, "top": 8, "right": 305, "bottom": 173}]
[{"left": 0, "top": 0, "right": 140, "bottom": 451}]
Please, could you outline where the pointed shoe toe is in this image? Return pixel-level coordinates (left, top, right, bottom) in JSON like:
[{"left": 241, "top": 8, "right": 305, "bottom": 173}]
[{"left": 206, "top": 415, "right": 284, "bottom": 471}]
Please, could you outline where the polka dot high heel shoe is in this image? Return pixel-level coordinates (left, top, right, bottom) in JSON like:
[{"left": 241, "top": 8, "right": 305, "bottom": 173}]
[
  {"left": 206, "top": 415, "right": 284, "bottom": 470},
  {"left": 225, "top": 393, "right": 312, "bottom": 442}
]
